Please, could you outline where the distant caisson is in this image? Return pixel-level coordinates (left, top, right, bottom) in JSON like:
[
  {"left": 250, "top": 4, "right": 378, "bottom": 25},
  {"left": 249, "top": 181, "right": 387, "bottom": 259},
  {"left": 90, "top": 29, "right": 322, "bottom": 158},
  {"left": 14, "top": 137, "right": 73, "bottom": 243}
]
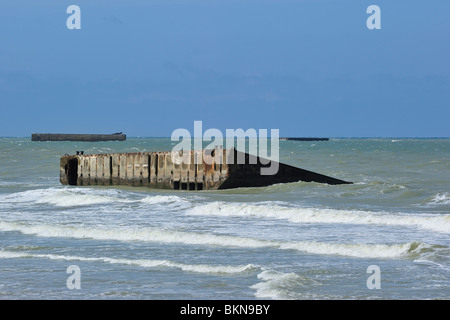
[{"left": 32, "top": 133, "right": 126, "bottom": 142}]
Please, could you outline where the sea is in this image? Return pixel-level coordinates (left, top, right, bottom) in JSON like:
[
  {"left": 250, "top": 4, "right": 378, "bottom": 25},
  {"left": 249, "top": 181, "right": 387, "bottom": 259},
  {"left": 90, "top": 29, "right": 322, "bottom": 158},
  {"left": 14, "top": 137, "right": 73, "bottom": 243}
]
[{"left": 0, "top": 137, "right": 449, "bottom": 300}]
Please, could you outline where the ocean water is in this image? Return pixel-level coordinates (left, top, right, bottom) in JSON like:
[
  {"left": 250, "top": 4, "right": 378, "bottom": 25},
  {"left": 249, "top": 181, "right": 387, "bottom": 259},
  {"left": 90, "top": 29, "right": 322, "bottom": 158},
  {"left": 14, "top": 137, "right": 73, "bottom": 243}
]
[{"left": 0, "top": 137, "right": 449, "bottom": 300}]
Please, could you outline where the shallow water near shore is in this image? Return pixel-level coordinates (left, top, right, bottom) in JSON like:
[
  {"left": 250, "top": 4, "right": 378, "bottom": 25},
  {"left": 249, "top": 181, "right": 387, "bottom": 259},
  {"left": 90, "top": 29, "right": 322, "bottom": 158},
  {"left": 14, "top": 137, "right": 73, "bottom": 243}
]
[{"left": 0, "top": 137, "right": 449, "bottom": 299}]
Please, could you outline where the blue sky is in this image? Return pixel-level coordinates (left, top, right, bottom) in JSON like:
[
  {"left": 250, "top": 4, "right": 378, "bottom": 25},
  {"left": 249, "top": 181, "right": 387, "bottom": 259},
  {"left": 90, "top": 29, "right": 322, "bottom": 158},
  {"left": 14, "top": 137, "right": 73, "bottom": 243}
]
[{"left": 0, "top": 0, "right": 449, "bottom": 137}]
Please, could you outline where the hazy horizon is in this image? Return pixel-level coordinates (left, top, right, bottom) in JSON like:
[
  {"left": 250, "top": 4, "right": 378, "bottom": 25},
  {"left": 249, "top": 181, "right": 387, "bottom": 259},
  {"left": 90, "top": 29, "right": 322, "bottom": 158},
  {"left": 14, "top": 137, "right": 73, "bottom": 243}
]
[{"left": 1, "top": 1, "right": 449, "bottom": 137}]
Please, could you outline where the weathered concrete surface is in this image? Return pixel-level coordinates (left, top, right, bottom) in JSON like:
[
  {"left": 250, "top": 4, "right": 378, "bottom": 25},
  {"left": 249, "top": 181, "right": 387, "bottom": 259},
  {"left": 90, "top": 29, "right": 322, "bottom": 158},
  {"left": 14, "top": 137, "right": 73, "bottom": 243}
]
[
  {"left": 60, "top": 148, "right": 352, "bottom": 190},
  {"left": 32, "top": 133, "right": 126, "bottom": 142}
]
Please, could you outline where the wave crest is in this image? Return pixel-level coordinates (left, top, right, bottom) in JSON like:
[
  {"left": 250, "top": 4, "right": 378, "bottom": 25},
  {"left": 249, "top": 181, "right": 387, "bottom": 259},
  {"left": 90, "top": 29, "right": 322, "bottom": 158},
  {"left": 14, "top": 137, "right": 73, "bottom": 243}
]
[
  {"left": 0, "top": 250, "right": 255, "bottom": 275},
  {"left": 186, "top": 202, "right": 450, "bottom": 234},
  {"left": 0, "top": 221, "right": 425, "bottom": 259}
]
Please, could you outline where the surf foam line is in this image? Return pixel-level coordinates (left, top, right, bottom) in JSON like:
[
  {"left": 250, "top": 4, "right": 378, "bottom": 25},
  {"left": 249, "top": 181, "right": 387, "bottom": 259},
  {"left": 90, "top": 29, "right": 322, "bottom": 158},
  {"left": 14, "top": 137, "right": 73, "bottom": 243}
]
[
  {"left": 250, "top": 269, "right": 322, "bottom": 300},
  {"left": 0, "top": 187, "right": 189, "bottom": 208},
  {"left": 185, "top": 202, "right": 450, "bottom": 234},
  {"left": 426, "top": 193, "right": 450, "bottom": 206},
  {"left": 0, "top": 250, "right": 255, "bottom": 275},
  {"left": 0, "top": 221, "right": 422, "bottom": 259}
]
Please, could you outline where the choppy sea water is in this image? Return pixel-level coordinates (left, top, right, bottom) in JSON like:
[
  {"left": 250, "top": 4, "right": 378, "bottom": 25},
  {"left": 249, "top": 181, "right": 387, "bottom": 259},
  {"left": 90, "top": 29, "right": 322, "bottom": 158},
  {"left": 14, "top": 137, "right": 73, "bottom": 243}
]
[{"left": 0, "top": 137, "right": 449, "bottom": 300}]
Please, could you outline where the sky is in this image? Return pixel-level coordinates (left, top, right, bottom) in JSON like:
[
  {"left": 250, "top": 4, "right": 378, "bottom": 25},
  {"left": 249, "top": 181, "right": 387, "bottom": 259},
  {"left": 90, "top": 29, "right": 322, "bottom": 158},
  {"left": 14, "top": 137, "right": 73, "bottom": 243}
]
[{"left": 0, "top": 0, "right": 449, "bottom": 137}]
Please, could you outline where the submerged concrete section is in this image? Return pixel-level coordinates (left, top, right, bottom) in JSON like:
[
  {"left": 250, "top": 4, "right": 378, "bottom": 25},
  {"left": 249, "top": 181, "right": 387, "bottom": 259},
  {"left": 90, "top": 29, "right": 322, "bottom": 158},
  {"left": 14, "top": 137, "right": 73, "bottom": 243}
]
[
  {"left": 32, "top": 133, "right": 126, "bottom": 142},
  {"left": 60, "top": 149, "right": 352, "bottom": 190}
]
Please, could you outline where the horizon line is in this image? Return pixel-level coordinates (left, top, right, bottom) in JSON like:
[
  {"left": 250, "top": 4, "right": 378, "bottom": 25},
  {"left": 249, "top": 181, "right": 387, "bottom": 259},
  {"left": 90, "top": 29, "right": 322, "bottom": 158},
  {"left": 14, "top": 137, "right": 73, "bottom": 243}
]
[{"left": 1, "top": 136, "right": 449, "bottom": 139}]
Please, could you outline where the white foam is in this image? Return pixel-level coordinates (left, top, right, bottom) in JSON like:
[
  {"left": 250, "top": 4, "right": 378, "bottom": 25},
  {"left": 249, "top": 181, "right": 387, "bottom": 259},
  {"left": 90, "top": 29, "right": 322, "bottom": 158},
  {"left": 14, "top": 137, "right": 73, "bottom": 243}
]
[
  {"left": 186, "top": 202, "right": 450, "bottom": 234},
  {"left": 427, "top": 193, "right": 450, "bottom": 206},
  {"left": 0, "top": 188, "right": 47, "bottom": 203},
  {"left": 140, "top": 195, "right": 187, "bottom": 205},
  {"left": 0, "top": 187, "right": 189, "bottom": 208},
  {"left": 0, "top": 188, "right": 121, "bottom": 207},
  {"left": 0, "top": 250, "right": 255, "bottom": 275},
  {"left": 0, "top": 221, "right": 421, "bottom": 258},
  {"left": 279, "top": 241, "right": 417, "bottom": 258},
  {"left": 36, "top": 190, "right": 117, "bottom": 207},
  {"left": 0, "top": 221, "right": 270, "bottom": 248},
  {"left": 251, "top": 270, "right": 319, "bottom": 300}
]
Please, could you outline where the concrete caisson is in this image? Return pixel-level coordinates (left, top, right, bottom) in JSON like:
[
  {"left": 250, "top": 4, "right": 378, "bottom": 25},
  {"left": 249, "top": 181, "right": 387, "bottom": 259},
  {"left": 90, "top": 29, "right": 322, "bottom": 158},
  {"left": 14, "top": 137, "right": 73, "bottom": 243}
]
[{"left": 60, "top": 148, "right": 352, "bottom": 190}]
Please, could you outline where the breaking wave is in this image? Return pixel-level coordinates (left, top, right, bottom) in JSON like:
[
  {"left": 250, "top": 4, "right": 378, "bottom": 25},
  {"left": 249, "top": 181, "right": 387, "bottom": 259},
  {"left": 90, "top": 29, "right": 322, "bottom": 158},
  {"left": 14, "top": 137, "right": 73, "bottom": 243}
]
[
  {"left": 0, "top": 187, "right": 188, "bottom": 208},
  {"left": 0, "top": 221, "right": 424, "bottom": 259},
  {"left": 425, "top": 193, "right": 450, "bottom": 206},
  {"left": 0, "top": 250, "right": 255, "bottom": 275},
  {"left": 251, "top": 270, "right": 320, "bottom": 300},
  {"left": 140, "top": 195, "right": 188, "bottom": 205},
  {"left": 0, "top": 188, "right": 123, "bottom": 207},
  {"left": 186, "top": 202, "right": 450, "bottom": 234}
]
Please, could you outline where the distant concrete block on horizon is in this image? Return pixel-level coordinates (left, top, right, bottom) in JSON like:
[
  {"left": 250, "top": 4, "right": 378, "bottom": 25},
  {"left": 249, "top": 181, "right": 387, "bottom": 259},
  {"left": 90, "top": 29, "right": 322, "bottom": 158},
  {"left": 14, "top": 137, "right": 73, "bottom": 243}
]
[{"left": 31, "top": 133, "right": 126, "bottom": 142}]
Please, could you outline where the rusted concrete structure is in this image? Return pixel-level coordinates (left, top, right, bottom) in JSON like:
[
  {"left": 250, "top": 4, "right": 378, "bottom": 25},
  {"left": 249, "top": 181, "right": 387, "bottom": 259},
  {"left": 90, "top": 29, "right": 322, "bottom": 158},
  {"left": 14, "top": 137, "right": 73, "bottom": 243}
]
[
  {"left": 32, "top": 133, "right": 126, "bottom": 142},
  {"left": 60, "top": 148, "right": 351, "bottom": 190}
]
